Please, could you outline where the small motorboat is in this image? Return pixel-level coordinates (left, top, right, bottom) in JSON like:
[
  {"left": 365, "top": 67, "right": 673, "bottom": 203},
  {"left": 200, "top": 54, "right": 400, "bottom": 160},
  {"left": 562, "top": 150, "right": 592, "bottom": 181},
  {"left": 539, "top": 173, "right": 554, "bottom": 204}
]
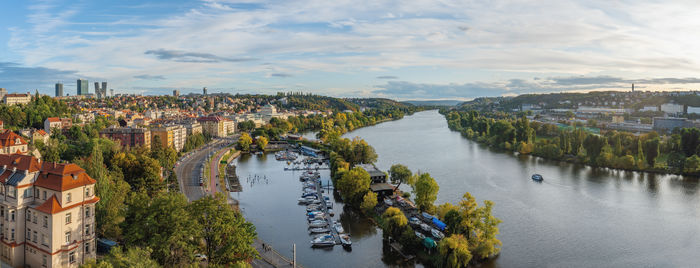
[
  {"left": 415, "top": 231, "right": 426, "bottom": 240},
  {"left": 409, "top": 217, "right": 422, "bottom": 226},
  {"left": 532, "top": 174, "right": 543, "bottom": 181},
  {"left": 311, "top": 234, "right": 335, "bottom": 247},
  {"left": 334, "top": 222, "right": 345, "bottom": 234},
  {"left": 308, "top": 220, "right": 328, "bottom": 228},
  {"left": 431, "top": 228, "right": 445, "bottom": 240},
  {"left": 384, "top": 198, "right": 393, "bottom": 206},
  {"left": 328, "top": 209, "right": 334, "bottom": 216},
  {"left": 309, "top": 227, "right": 330, "bottom": 233},
  {"left": 339, "top": 234, "right": 352, "bottom": 248},
  {"left": 420, "top": 223, "right": 431, "bottom": 232}
]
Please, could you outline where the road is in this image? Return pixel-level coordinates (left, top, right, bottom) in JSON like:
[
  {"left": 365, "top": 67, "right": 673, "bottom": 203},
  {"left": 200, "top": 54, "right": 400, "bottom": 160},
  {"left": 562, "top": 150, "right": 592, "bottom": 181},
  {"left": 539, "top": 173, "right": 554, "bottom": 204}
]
[{"left": 175, "top": 138, "right": 234, "bottom": 201}]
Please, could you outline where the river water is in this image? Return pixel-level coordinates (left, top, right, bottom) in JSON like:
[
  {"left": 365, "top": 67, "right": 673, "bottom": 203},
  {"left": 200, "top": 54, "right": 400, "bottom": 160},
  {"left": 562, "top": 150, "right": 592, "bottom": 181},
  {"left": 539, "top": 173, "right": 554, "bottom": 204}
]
[{"left": 236, "top": 110, "right": 700, "bottom": 267}]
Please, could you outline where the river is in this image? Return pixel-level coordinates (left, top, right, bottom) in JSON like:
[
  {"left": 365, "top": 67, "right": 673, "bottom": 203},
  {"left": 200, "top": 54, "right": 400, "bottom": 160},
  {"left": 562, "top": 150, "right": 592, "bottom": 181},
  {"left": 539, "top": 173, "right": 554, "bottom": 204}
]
[{"left": 236, "top": 110, "right": 700, "bottom": 267}]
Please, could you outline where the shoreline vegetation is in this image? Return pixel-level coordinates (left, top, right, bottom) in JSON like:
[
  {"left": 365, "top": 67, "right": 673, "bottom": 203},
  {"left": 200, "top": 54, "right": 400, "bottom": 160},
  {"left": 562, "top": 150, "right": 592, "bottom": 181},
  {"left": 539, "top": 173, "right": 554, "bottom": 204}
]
[
  {"left": 440, "top": 108, "right": 700, "bottom": 177},
  {"left": 240, "top": 107, "right": 502, "bottom": 267}
]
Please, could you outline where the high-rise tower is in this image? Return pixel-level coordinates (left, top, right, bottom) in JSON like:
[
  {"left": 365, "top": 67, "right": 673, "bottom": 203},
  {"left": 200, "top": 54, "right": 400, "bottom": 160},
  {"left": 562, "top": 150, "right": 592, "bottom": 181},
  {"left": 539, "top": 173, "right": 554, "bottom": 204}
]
[
  {"left": 55, "top": 83, "right": 63, "bottom": 97},
  {"left": 77, "top": 79, "right": 89, "bottom": 95}
]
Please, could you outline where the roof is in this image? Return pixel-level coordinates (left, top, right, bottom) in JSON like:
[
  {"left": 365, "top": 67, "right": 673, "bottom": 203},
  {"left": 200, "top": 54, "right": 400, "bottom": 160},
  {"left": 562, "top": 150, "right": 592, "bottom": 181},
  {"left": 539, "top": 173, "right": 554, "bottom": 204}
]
[
  {"left": 370, "top": 183, "right": 395, "bottom": 192},
  {"left": 46, "top": 117, "right": 60, "bottom": 123},
  {"left": 34, "top": 163, "right": 97, "bottom": 192},
  {"left": 35, "top": 130, "right": 48, "bottom": 136},
  {"left": 358, "top": 164, "right": 386, "bottom": 177},
  {"left": 197, "top": 116, "right": 223, "bottom": 122},
  {"left": 0, "top": 130, "right": 28, "bottom": 147},
  {"left": 35, "top": 194, "right": 100, "bottom": 214},
  {"left": 0, "top": 154, "right": 40, "bottom": 173},
  {"left": 5, "top": 93, "right": 29, "bottom": 98}
]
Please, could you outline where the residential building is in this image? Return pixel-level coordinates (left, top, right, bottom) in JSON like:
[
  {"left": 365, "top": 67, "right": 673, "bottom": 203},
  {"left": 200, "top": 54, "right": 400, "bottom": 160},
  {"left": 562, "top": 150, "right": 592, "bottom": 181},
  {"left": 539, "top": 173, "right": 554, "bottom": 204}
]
[
  {"left": 184, "top": 122, "right": 202, "bottom": 136},
  {"left": 357, "top": 164, "right": 388, "bottom": 184},
  {"left": 99, "top": 127, "right": 151, "bottom": 149},
  {"left": 150, "top": 125, "right": 186, "bottom": 151},
  {"left": 55, "top": 83, "right": 63, "bottom": 97},
  {"left": 3, "top": 94, "right": 31, "bottom": 106},
  {"left": 0, "top": 130, "right": 29, "bottom": 154},
  {"left": 32, "top": 130, "right": 49, "bottom": 144},
  {"left": 173, "top": 90, "right": 179, "bottom": 97},
  {"left": 0, "top": 88, "right": 6, "bottom": 100},
  {"left": 77, "top": 79, "right": 89, "bottom": 96},
  {"left": 660, "top": 103, "right": 683, "bottom": 115},
  {"left": 0, "top": 154, "right": 99, "bottom": 267},
  {"left": 197, "top": 116, "right": 232, "bottom": 137},
  {"left": 44, "top": 118, "right": 72, "bottom": 135}
]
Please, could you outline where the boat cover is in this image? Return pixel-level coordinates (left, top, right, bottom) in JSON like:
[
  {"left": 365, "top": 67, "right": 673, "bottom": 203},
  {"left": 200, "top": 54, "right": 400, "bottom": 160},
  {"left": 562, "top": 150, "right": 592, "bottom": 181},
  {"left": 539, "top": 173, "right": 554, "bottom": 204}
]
[
  {"left": 432, "top": 217, "right": 447, "bottom": 231},
  {"left": 422, "top": 237, "right": 437, "bottom": 249}
]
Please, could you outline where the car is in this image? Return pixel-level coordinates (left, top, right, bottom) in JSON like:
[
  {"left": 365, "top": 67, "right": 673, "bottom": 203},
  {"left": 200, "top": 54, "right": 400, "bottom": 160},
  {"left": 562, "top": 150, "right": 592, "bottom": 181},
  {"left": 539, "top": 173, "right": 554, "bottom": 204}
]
[
  {"left": 194, "top": 254, "right": 207, "bottom": 262},
  {"left": 199, "top": 178, "right": 204, "bottom": 186}
]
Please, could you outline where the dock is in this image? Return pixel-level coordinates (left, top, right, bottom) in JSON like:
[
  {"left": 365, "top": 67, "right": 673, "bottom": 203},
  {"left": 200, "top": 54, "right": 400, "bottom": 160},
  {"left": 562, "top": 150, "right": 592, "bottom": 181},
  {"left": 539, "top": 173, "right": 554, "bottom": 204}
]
[{"left": 286, "top": 167, "right": 330, "bottom": 171}]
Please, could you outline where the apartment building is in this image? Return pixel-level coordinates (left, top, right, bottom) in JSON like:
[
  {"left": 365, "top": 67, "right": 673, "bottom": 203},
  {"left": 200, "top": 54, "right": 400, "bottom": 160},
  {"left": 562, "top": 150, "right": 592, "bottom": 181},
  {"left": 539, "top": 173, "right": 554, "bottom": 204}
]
[
  {"left": 43, "top": 118, "right": 72, "bottom": 135},
  {"left": 0, "top": 131, "right": 28, "bottom": 155},
  {"left": 184, "top": 122, "right": 202, "bottom": 137},
  {"left": 99, "top": 127, "right": 151, "bottom": 149},
  {"left": 0, "top": 154, "right": 99, "bottom": 267},
  {"left": 3, "top": 94, "right": 31, "bottom": 106},
  {"left": 197, "top": 116, "right": 233, "bottom": 137},
  {"left": 150, "top": 125, "right": 186, "bottom": 152}
]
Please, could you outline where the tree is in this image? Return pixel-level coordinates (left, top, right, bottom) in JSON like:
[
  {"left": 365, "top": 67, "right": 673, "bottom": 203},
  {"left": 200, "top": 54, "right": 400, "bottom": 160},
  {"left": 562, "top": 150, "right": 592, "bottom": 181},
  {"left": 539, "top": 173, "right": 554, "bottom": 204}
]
[
  {"left": 583, "top": 135, "right": 607, "bottom": 164},
  {"left": 681, "top": 128, "right": 700, "bottom": 156},
  {"left": 382, "top": 207, "right": 408, "bottom": 238},
  {"left": 336, "top": 166, "right": 371, "bottom": 206},
  {"left": 360, "top": 191, "right": 378, "bottom": 215},
  {"left": 413, "top": 173, "right": 439, "bottom": 212},
  {"left": 438, "top": 234, "right": 472, "bottom": 268},
  {"left": 468, "top": 200, "right": 502, "bottom": 260},
  {"left": 389, "top": 164, "right": 413, "bottom": 190},
  {"left": 83, "top": 246, "right": 161, "bottom": 268},
  {"left": 237, "top": 133, "right": 252, "bottom": 151},
  {"left": 112, "top": 151, "right": 163, "bottom": 195},
  {"left": 189, "top": 194, "right": 258, "bottom": 265},
  {"left": 255, "top": 136, "right": 268, "bottom": 151},
  {"left": 123, "top": 192, "right": 199, "bottom": 266},
  {"left": 237, "top": 120, "right": 256, "bottom": 132},
  {"left": 444, "top": 209, "right": 463, "bottom": 235},
  {"left": 643, "top": 138, "right": 660, "bottom": 167}
]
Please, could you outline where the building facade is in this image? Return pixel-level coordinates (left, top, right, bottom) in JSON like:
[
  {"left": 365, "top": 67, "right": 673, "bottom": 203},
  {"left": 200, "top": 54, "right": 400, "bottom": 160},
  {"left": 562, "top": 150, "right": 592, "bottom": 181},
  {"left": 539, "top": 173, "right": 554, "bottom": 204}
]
[
  {"left": 0, "top": 154, "right": 99, "bottom": 268},
  {"left": 76, "top": 79, "right": 89, "bottom": 96},
  {"left": 44, "top": 118, "right": 72, "bottom": 135},
  {"left": 99, "top": 127, "right": 151, "bottom": 149},
  {"left": 197, "top": 116, "right": 232, "bottom": 137},
  {"left": 3, "top": 94, "right": 31, "bottom": 106},
  {"left": 150, "top": 125, "right": 186, "bottom": 152},
  {"left": 184, "top": 122, "right": 202, "bottom": 137},
  {"left": 0, "top": 131, "right": 29, "bottom": 155}
]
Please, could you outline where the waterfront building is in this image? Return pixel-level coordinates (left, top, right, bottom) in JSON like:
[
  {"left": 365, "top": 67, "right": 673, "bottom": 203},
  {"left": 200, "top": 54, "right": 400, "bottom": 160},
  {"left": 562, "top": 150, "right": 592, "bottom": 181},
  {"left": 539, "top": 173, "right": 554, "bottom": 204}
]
[
  {"left": 0, "top": 130, "right": 29, "bottom": 154},
  {"left": 77, "top": 79, "right": 89, "bottom": 96},
  {"left": 357, "top": 164, "right": 387, "bottom": 184},
  {"left": 0, "top": 154, "right": 99, "bottom": 267},
  {"left": 99, "top": 127, "right": 151, "bottom": 149},
  {"left": 653, "top": 117, "right": 693, "bottom": 132},
  {"left": 55, "top": 83, "right": 63, "bottom": 97}
]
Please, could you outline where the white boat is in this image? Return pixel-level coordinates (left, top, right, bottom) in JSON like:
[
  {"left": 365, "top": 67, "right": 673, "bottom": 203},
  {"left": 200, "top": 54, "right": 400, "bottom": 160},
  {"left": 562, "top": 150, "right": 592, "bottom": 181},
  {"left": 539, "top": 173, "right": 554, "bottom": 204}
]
[
  {"left": 415, "top": 231, "right": 426, "bottom": 240},
  {"left": 334, "top": 222, "right": 345, "bottom": 234},
  {"left": 311, "top": 234, "right": 335, "bottom": 247},
  {"left": 420, "top": 223, "right": 431, "bottom": 232},
  {"left": 431, "top": 228, "right": 445, "bottom": 240},
  {"left": 308, "top": 220, "right": 328, "bottom": 228},
  {"left": 384, "top": 198, "right": 393, "bottom": 206},
  {"left": 339, "top": 234, "right": 352, "bottom": 248},
  {"left": 328, "top": 209, "right": 334, "bottom": 216},
  {"left": 309, "top": 227, "right": 330, "bottom": 233},
  {"left": 409, "top": 217, "right": 421, "bottom": 226}
]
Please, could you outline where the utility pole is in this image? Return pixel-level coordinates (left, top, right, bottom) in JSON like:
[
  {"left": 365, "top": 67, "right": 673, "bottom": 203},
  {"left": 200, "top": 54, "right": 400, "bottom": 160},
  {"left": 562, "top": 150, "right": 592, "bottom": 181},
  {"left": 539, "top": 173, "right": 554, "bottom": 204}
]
[{"left": 293, "top": 243, "right": 296, "bottom": 268}]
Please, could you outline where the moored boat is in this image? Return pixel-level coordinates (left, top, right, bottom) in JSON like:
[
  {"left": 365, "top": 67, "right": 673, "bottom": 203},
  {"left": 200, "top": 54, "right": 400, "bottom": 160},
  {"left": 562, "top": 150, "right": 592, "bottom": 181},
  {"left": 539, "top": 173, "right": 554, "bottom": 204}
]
[
  {"left": 339, "top": 234, "right": 352, "bottom": 248},
  {"left": 311, "top": 234, "right": 335, "bottom": 247},
  {"left": 532, "top": 174, "right": 543, "bottom": 181}
]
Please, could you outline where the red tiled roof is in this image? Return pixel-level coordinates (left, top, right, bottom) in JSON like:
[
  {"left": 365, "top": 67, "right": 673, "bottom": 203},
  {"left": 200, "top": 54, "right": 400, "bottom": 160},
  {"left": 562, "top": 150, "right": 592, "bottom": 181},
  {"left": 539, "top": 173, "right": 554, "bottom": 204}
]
[
  {"left": 35, "top": 130, "right": 47, "bottom": 136},
  {"left": 34, "top": 163, "right": 97, "bottom": 192},
  {"left": 46, "top": 117, "right": 60, "bottom": 123},
  {"left": 5, "top": 93, "right": 29, "bottom": 98},
  {"left": 0, "top": 130, "right": 27, "bottom": 147},
  {"left": 0, "top": 154, "right": 40, "bottom": 173}
]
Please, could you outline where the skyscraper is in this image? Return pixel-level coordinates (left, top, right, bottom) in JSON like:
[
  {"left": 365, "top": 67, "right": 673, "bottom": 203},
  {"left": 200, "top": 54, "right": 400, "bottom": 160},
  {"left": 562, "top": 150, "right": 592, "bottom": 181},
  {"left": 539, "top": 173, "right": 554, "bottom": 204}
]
[
  {"left": 55, "top": 83, "right": 63, "bottom": 97},
  {"left": 94, "top": 82, "right": 101, "bottom": 98},
  {"left": 110, "top": 88, "right": 114, "bottom": 97},
  {"left": 173, "top": 90, "right": 180, "bottom": 97},
  {"left": 203, "top": 87, "right": 207, "bottom": 95},
  {"left": 77, "top": 79, "right": 89, "bottom": 95},
  {"left": 102, "top": 82, "right": 108, "bottom": 98}
]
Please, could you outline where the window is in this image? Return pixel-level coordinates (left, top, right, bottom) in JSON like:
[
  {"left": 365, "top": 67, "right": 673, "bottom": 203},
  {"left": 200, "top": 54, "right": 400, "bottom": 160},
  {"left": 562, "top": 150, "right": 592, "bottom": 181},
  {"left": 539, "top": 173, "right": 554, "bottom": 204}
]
[
  {"left": 85, "top": 242, "right": 90, "bottom": 253},
  {"left": 10, "top": 210, "right": 14, "bottom": 222},
  {"left": 64, "top": 231, "right": 70, "bottom": 244},
  {"left": 24, "top": 188, "right": 32, "bottom": 198},
  {"left": 65, "top": 213, "right": 71, "bottom": 224},
  {"left": 27, "top": 229, "right": 31, "bottom": 240},
  {"left": 41, "top": 234, "right": 46, "bottom": 246},
  {"left": 85, "top": 207, "right": 90, "bottom": 218},
  {"left": 33, "top": 231, "right": 37, "bottom": 242},
  {"left": 42, "top": 254, "right": 47, "bottom": 267},
  {"left": 85, "top": 224, "right": 90, "bottom": 235},
  {"left": 69, "top": 251, "right": 75, "bottom": 263},
  {"left": 43, "top": 216, "right": 48, "bottom": 228},
  {"left": 11, "top": 229, "right": 14, "bottom": 241},
  {"left": 85, "top": 187, "right": 90, "bottom": 197},
  {"left": 42, "top": 191, "right": 46, "bottom": 200},
  {"left": 35, "top": 189, "right": 39, "bottom": 198},
  {"left": 8, "top": 187, "right": 15, "bottom": 198},
  {"left": 66, "top": 193, "right": 71, "bottom": 203},
  {"left": 27, "top": 211, "right": 31, "bottom": 220},
  {"left": 33, "top": 214, "right": 36, "bottom": 224}
]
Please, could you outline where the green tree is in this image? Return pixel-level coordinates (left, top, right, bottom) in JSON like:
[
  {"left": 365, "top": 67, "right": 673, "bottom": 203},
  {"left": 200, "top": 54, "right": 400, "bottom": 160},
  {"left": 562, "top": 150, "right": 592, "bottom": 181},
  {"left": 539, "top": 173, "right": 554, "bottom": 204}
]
[
  {"left": 438, "top": 234, "right": 472, "bottom": 268},
  {"left": 123, "top": 192, "right": 199, "bottom": 266},
  {"left": 684, "top": 155, "right": 700, "bottom": 174},
  {"left": 468, "top": 200, "right": 502, "bottom": 260},
  {"left": 237, "top": 133, "right": 252, "bottom": 151},
  {"left": 237, "top": 120, "right": 256, "bottom": 132},
  {"left": 584, "top": 135, "right": 607, "bottom": 164},
  {"left": 680, "top": 128, "right": 700, "bottom": 156},
  {"left": 382, "top": 207, "right": 408, "bottom": 238},
  {"left": 189, "top": 194, "right": 259, "bottom": 265},
  {"left": 643, "top": 138, "right": 660, "bottom": 167},
  {"left": 360, "top": 191, "right": 378, "bottom": 215},
  {"left": 256, "top": 136, "right": 268, "bottom": 151},
  {"left": 389, "top": 164, "right": 413, "bottom": 190},
  {"left": 336, "top": 167, "right": 371, "bottom": 206},
  {"left": 83, "top": 246, "right": 161, "bottom": 268},
  {"left": 413, "top": 173, "right": 439, "bottom": 212},
  {"left": 113, "top": 151, "right": 163, "bottom": 195}
]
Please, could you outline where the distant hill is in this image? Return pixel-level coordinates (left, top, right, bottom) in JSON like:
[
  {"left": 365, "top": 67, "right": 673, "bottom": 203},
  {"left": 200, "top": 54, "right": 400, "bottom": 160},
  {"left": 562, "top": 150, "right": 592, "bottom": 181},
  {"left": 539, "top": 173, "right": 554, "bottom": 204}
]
[{"left": 403, "top": 100, "right": 463, "bottom": 106}]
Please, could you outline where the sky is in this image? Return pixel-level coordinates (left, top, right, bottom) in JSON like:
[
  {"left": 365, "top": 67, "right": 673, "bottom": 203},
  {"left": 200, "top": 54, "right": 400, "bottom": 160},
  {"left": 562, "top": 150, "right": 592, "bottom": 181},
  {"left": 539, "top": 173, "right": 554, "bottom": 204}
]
[{"left": 2, "top": 0, "right": 700, "bottom": 100}]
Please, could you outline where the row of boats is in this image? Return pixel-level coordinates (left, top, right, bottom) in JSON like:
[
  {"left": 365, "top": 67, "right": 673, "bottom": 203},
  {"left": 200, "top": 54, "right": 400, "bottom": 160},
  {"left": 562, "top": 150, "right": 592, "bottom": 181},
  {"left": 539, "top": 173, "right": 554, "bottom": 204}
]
[{"left": 298, "top": 171, "right": 351, "bottom": 249}]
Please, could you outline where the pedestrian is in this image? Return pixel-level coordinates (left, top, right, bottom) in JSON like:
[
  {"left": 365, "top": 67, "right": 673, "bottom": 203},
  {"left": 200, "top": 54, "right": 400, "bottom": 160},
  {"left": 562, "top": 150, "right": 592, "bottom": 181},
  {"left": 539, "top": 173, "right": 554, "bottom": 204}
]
[{"left": 262, "top": 243, "right": 266, "bottom": 251}]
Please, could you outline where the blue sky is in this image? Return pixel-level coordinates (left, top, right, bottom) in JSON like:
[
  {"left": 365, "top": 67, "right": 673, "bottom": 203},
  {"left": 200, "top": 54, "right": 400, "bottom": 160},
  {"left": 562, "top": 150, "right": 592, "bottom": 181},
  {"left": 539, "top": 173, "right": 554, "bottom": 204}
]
[{"left": 2, "top": 0, "right": 700, "bottom": 99}]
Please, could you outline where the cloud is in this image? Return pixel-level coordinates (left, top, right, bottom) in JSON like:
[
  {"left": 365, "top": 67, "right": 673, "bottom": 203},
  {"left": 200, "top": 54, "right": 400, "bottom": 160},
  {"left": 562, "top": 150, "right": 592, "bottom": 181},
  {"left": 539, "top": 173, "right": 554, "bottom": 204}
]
[
  {"left": 375, "top": 81, "right": 509, "bottom": 99},
  {"left": 269, "top": 73, "right": 292, "bottom": 78},
  {"left": 548, "top": 76, "right": 700, "bottom": 86},
  {"left": 144, "top": 49, "right": 256, "bottom": 63},
  {"left": 0, "top": 62, "right": 83, "bottom": 92},
  {"left": 376, "top": 75, "right": 398, "bottom": 79},
  {"left": 134, "top": 74, "right": 166, "bottom": 80}
]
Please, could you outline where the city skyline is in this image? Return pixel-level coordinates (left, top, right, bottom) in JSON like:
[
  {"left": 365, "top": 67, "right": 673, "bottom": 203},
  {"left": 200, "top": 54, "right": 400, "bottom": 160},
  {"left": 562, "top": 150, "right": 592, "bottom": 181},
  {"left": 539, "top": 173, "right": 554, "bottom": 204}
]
[{"left": 2, "top": 1, "right": 700, "bottom": 100}]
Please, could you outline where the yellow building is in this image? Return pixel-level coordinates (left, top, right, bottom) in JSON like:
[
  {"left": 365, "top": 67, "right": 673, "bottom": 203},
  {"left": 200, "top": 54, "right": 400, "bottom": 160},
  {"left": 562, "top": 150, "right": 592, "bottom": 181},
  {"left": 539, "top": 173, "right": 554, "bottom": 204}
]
[{"left": 150, "top": 125, "right": 186, "bottom": 151}]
